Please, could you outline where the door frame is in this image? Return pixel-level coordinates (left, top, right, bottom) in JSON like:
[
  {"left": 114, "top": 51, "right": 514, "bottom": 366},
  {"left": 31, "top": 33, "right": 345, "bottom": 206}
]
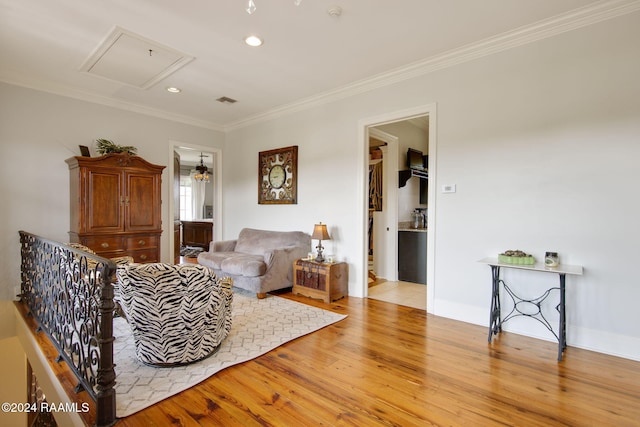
[
  {"left": 368, "top": 127, "right": 399, "bottom": 281},
  {"left": 168, "top": 141, "right": 223, "bottom": 261},
  {"left": 358, "top": 103, "right": 437, "bottom": 313}
]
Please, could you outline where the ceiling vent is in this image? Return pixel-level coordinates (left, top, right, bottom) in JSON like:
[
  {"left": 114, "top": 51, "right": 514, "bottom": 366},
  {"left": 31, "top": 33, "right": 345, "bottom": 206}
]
[
  {"left": 216, "top": 96, "right": 238, "bottom": 104},
  {"left": 80, "top": 26, "right": 194, "bottom": 89}
]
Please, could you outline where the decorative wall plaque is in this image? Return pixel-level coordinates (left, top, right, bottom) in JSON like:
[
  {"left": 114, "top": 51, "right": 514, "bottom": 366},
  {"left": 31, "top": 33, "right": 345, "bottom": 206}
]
[{"left": 258, "top": 146, "right": 298, "bottom": 204}]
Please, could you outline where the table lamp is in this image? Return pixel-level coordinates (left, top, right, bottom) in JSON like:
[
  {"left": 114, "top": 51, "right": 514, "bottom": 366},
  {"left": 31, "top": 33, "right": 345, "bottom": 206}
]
[{"left": 311, "top": 222, "right": 331, "bottom": 262}]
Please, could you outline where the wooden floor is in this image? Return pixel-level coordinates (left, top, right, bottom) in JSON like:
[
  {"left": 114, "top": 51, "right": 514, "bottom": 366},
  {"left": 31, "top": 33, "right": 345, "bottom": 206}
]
[
  {"left": 368, "top": 280, "right": 426, "bottom": 310},
  {"left": 116, "top": 290, "right": 640, "bottom": 426}
]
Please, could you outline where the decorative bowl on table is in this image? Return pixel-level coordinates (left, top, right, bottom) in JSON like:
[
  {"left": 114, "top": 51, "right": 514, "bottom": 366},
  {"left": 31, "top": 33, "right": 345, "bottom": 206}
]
[{"left": 498, "top": 250, "right": 535, "bottom": 265}]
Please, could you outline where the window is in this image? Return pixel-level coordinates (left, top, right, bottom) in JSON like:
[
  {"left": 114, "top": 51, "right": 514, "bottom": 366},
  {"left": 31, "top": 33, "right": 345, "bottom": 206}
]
[{"left": 179, "top": 175, "right": 193, "bottom": 221}]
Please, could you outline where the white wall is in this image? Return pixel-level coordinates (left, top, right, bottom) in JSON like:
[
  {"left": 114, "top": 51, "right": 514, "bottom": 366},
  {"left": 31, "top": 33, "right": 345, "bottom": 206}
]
[
  {"left": 223, "top": 108, "right": 362, "bottom": 273},
  {"left": 223, "top": 12, "right": 640, "bottom": 360},
  {"left": 0, "top": 83, "right": 224, "bottom": 339}
]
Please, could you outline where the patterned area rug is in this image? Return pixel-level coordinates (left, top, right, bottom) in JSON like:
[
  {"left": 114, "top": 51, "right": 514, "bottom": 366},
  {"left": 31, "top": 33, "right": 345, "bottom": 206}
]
[
  {"left": 113, "top": 289, "right": 347, "bottom": 417},
  {"left": 179, "top": 246, "right": 204, "bottom": 258}
]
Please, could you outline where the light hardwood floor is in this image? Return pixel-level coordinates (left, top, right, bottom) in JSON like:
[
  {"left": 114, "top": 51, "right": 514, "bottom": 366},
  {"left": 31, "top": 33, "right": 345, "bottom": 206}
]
[
  {"left": 20, "top": 261, "right": 640, "bottom": 426},
  {"left": 116, "top": 290, "right": 640, "bottom": 426}
]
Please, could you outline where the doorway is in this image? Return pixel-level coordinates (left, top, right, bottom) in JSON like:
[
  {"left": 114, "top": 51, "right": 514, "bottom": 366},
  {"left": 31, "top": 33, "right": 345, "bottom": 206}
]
[
  {"left": 367, "top": 128, "right": 399, "bottom": 283},
  {"left": 359, "top": 104, "right": 437, "bottom": 313},
  {"left": 168, "top": 142, "right": 222, "bottom": 264}
]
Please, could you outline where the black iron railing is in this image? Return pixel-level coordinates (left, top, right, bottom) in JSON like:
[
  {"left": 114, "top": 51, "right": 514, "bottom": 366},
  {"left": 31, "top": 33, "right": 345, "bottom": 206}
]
[{"left": 19, "top": 231, "right": 117, "bottom": 426}]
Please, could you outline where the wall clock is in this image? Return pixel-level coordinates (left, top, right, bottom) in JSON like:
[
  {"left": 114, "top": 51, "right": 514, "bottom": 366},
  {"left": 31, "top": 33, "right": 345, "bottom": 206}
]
[{"left": 258, "top": 145, "right": 298, "bottom": 204}]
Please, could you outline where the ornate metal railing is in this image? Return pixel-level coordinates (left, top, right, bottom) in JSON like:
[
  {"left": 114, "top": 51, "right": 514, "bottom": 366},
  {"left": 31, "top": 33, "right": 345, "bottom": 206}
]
[{"left": 19, "top": 231, "right": 117, "bottom": 426}]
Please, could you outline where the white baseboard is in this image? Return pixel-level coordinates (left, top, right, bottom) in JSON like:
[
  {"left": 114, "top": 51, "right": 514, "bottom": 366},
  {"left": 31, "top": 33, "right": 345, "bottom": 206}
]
[{"left": 434, "top": 299, "right": 640, "bottom": 362}]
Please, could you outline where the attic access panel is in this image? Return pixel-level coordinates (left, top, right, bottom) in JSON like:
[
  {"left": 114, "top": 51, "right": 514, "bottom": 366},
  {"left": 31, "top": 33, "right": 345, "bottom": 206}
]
[{"left": 80, "top": 26, "right": 194, "bottom": 89}]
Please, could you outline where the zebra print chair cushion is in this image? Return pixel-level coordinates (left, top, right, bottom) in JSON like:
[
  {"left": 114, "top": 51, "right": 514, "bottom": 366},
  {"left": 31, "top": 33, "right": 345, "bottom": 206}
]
[{"left": 116, "top": 263, "right": 233, "bottom": 366}]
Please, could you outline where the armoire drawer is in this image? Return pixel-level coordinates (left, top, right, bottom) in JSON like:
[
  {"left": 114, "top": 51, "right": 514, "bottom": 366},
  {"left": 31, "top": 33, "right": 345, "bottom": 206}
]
[
  {"left": 125, "top": 235, "right": 159, "bottom": 250},
  {"left": 130, "top": 248, "right": 160, "bottom": 263},
  {"left": 82, "top": 236, "right": 124, "bottom": 252}
]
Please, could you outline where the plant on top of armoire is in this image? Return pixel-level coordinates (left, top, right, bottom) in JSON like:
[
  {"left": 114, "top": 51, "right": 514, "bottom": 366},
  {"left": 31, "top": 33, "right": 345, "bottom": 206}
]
[{"left": 95, "top": 139, "right": 138, "bottom": 156}]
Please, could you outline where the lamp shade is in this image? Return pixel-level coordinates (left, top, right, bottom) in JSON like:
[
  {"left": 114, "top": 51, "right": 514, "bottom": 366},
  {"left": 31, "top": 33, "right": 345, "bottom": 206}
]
[{"left": 311, "top": 223, "right": 330, "bottom": 241}]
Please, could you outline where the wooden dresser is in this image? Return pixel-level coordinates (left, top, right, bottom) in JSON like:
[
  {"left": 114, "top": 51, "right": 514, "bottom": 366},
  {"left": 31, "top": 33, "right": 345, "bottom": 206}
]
[
  {"left": 66, "top": 153, "right": 165, "bottom": 263},
  {"left": 181, "top": 220, "right": 213, "bottom": 249},
  {"left": 293, "top": 259, "right": 348, "bottom": 303}
]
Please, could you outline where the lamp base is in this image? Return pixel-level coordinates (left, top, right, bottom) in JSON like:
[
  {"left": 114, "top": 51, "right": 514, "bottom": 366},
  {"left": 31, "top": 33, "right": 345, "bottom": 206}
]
[{"left": 315, "top": 241, "right": 325, "bottom": 263}]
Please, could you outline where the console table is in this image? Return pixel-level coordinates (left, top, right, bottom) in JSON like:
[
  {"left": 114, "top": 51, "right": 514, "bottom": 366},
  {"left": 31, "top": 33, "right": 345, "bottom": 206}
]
[{"left": 479, "top": 257, "right": 583, "bottom": 361}]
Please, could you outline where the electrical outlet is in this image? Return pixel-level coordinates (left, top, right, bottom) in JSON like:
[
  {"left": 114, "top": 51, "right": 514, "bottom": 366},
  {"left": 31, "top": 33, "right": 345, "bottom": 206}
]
[{"left": 442, "top": 184, "right": 456, "bottom": 193}]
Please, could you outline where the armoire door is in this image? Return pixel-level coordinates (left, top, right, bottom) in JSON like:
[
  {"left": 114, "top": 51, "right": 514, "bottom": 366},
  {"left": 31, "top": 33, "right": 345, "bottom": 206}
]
[
  {"left": 126, "top": 172, "right": 161, "bottom": 231},
  {"left": 86, "top": 169, "right": 124, "bottom": 233}
]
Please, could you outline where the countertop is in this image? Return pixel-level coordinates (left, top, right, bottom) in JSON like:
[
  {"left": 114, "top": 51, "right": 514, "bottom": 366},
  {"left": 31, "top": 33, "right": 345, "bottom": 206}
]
[{"left": 398, "top": 227, "right": 428, "bottom": 233}]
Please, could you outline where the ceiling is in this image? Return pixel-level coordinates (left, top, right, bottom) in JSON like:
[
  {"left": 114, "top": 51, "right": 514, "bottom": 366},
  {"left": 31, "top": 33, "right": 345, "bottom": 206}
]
[
  {"left": 1, "top": 0, "right": 627, "bottom": 131},
  {"left": 176, "top": 147, "right": 213, "bottom": 167}
]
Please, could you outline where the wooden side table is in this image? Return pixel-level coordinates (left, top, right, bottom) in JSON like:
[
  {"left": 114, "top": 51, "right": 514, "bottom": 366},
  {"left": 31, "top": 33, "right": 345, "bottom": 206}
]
[{"left": 293, "top": 259, "right": 348, "bottom": 303}]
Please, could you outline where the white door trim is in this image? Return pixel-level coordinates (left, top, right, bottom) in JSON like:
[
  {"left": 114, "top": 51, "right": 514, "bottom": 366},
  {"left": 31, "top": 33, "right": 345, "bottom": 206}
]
[
  {"left": 357, "top": 103, "right": 437, "bottom": 313},
  {"left": 168, "top": 141, "right": 223, "bottom": 259}
]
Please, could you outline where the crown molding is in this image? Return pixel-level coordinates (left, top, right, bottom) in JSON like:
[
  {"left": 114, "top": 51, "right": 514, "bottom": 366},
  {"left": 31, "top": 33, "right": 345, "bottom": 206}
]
[
  {"left": 3, "top": 0, "right": 638, "bottom": 133},
  {"left": 224, "top": 0, "right": 640, "bottom": 132},
  {"left": 0, "top": 75, "right": 225, "bottom": 132},
  {"left": 368, "top": 127, "right": 399, "bottom": 145}
]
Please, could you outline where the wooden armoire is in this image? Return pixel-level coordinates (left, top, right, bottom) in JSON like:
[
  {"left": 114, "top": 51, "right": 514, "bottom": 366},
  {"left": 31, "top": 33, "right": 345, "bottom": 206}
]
[{"left": 66, "top": 153, "right": 165, "bottom": 263}]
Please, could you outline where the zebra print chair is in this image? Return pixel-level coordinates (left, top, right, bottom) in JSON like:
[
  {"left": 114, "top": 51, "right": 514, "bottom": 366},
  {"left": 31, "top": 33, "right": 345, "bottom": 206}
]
[{"left": 116, "top": 263, "right": 233, "bottom": 366}]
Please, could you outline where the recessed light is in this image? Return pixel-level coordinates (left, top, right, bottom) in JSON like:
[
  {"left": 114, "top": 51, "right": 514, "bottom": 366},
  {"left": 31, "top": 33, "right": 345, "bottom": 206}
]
[
  {"left": 244, "top": 35, "right": 263, "bottom": 47},
  {"left": 166, "top": 87, "right": 181, "bottom": 93}
]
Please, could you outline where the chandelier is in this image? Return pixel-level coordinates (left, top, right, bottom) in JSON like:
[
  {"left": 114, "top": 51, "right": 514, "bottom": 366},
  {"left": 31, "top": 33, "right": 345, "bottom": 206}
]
[
  {"left": 246, "top": 0, "right": 302, "bottom": 15},
  {"left": 194, "top": 153, "right": 210, "bottom": 183}
]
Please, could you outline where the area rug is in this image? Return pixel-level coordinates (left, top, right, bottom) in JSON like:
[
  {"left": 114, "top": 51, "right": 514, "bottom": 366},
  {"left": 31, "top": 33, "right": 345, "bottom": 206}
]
[
  {"left": 112, "top": 289, "right": 347, "bottom": 417},
  {"left": 179, "top": 246, "right": 204, "bottom": 258}
]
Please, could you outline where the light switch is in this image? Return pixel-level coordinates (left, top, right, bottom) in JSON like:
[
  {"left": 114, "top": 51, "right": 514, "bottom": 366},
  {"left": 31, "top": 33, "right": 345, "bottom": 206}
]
[{"left": 442, "top": 184, "right": 456, "bottom": 193}]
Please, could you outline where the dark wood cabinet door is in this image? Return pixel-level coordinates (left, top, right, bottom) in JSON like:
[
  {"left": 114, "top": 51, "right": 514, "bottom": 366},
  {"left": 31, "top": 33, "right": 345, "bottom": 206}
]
[
  {"left": 181, "top": 221, "right": 213, "bottom": 249},
  {"left": 126, "top": 172, "right": 161, "bottom": 231},
  {"left": 86, "top": 169, "right": 123, "bottom": 232}
]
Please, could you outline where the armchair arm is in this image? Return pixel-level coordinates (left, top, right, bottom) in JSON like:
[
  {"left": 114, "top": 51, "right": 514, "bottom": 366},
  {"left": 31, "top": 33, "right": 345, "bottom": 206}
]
[
  {"left": 217, "top": 276, "right": 234, "bottom": 333},
  {"left": 211, "top": 239, "right": 237, "bottom": 252},
  {"left": 218, "top": 276, "right": 233, "bottom": 294},
  {"left": 263, "top": 245, "right": 310, "bottom": 283}
]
